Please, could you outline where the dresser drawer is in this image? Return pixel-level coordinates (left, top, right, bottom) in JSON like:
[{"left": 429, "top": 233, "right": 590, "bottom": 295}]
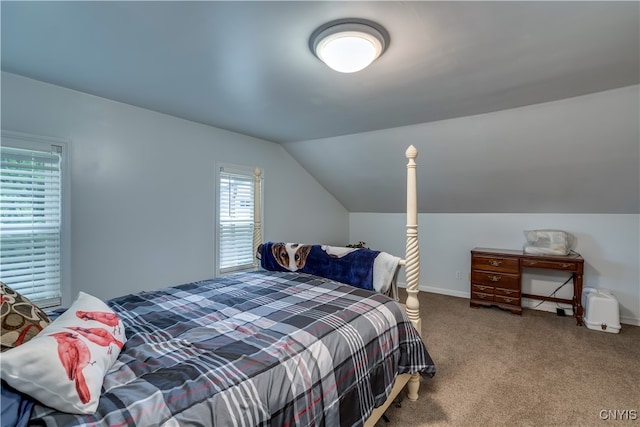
[
  {"left": 494, "top": 294, "right": 520, "bottom": 306},
  {"left": 472, "top": 271, "right": 519, "bottom": 289},
  {"left": 521, "top": 258, "right": 577, "bottom": 271},
  {"left": 494, "top": 287, "right": 520, "bottom": 297},
  {"left": 471, "top": 291, "right": 493, "bottom": 302},
  {"left": 472, "top": 255, "right": 519, "bottom": 273},
  {"left": 472, "top": 284, "right": 494, "bottom": 294}
]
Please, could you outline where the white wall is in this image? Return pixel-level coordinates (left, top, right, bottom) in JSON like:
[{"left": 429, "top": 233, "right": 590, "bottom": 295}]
[
  {"left": 1, "top": 72, "right": 348, "bottom": 304},
  {"left": 350, "top": 213, "right": 640, "bottom": 325}
]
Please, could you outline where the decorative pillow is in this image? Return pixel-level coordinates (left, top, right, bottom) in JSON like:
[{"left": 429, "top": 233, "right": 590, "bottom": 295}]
[
  {"left": 1, "top": 281, "right": 51, "bottom": 351},
  {"left": 0, "top": 292, "right": 127, "bottom": 414}
]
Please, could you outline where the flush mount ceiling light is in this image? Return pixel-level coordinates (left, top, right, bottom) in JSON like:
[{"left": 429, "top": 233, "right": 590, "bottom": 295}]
[{"left": 309, "top": 18, "right": 389, "bottom": 73}]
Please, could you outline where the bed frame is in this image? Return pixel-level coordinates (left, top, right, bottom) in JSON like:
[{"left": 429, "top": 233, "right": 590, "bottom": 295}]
[{"left": 251, "top": 145, "right": 423, "bottom": 425}]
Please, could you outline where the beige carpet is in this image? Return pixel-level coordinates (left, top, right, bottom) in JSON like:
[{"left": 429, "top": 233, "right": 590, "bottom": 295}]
[{"left": 377, "top": 290, "right": 640, "bottom": 426}]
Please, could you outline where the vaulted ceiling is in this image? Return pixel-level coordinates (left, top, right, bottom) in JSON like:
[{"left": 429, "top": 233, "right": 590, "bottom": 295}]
[{"left": 2, "top": 1, "right": 639, "bottom": 213}]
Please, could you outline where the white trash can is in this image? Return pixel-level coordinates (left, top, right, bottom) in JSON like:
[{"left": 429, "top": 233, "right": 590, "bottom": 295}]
[{"left": 582, "top": 287, "right": 621, "bottom": 333}]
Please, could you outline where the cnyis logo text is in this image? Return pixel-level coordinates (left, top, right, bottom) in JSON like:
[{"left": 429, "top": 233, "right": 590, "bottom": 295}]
[{"left": 599, "top": 409, "right": 638, "bottom": 421}]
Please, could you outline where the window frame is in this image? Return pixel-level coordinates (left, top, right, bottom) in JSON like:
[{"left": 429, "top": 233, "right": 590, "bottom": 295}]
[
  {"left": 215, "top": 163, "right": 262, "bottom": 277},
  {"left": 1, "top": 130, "right": 71, "bottom": 308}
]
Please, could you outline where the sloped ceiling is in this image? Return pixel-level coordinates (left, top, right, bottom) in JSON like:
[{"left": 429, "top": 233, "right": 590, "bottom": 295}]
[
  {"left": 2, "top": 1, "right": 639, "bottom": 213},
  {"left": 282, "top": 86, "right": 640, "bottom": 213}
]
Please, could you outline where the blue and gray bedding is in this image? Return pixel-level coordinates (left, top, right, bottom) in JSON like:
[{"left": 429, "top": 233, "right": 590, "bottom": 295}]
[
  {"left": 0, "top": 381, "right": 32, "bottom": 427},
  {"left": 28, "top": 270, "right": 435, "bottom": 426}
]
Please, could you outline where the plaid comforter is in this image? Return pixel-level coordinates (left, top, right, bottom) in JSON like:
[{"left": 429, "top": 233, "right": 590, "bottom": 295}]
[{"left": 30, "top": 271, "right": 435, "bottom": 427}]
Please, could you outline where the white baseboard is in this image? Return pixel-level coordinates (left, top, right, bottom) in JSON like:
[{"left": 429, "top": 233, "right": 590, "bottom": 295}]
[
  {"left": 400, "top": 282, "right": 640, "bottom": 327},
  {"left": 398, "top": 281, "right": 469, "bottom": 299},
  {"left": 620, "top": 316, "right": 640, "bottom": 327},
  {"left": 521, "top": 298, "right": 573, "bottom": 314},
  {"left": 522, "top": 298, "right": 640, "bottom": 327},
  {"left": 419, "top": 284, "right": 469, "bottom": 299}
]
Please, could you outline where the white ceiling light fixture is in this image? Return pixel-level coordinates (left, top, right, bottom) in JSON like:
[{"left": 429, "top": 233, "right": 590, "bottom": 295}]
[{"left": 310, "top": 19, "right": 389, "bottom": 73}]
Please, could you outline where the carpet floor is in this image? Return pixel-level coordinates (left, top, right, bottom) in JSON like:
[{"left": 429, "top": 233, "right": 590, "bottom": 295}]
[{"left": 376, "top": 290, "right": 639, "bottom": 426}]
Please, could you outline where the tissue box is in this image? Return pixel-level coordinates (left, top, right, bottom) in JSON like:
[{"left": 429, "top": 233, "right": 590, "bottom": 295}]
[{"left": 582, "top": 287, "right": 621, "bottom": 333}]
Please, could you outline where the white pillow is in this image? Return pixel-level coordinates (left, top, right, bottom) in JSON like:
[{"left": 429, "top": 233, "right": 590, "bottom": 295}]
[{"left": 0, "top": 292, "right": 127, "bottom": 414}]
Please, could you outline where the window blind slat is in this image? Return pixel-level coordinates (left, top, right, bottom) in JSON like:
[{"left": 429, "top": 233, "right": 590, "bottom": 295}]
[
  {"left": 0, "top": 143, "right": 62, "bottom": 307},
  {"left": 218, "top": 168, "right": 256, "bottom": 273}
]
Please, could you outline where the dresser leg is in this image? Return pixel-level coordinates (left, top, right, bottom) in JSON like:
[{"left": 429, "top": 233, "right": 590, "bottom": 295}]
[{"left": 574, "top": 272, "right": 584, "bottom": 326}]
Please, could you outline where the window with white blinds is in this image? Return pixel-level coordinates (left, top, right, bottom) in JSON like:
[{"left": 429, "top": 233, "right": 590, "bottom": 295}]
[
  {"left": 1, "top": 140, "right": 63, "bottom": 308},
  {"left": 218, "top": 166, "right": 256, "bottom": 274}
]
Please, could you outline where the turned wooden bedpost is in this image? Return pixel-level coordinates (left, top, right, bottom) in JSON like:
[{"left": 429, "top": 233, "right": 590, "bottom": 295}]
[
  {"left": 405, "top": 145, "right": 421, "bottom": 401},
  {"left": 253, "top": 167, "right": 262, "bottom": 269}
]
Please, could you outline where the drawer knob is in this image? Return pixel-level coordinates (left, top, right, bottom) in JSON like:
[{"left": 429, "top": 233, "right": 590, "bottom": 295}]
[
  {"left": 488, "top": 275, "right": 501, "bottom": 282},
  {"left": 561, "top": 263, "right": 571, "bottom": 268},
  {"left": 488, "top": 259, "right": 502, "bottom": 267}
]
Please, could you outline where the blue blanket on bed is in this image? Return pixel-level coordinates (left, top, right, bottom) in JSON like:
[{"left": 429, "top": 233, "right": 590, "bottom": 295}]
[
  {"left": 1, "top": 381, "right": 33, "bottom": 427},
  {"left": 258, "top": 242, "right": 380, "bottom": 291}
]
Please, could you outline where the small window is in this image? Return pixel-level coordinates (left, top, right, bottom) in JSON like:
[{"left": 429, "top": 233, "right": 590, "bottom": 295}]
[
  {"left": 217, "top": 165, "right": 260, "bottom": 275},
  {"left": 1, "top": 132, "right": 67, "bottom": 308}
]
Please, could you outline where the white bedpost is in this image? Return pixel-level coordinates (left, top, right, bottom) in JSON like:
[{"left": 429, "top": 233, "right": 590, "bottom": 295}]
[
  {"left": 405, "top": 145, "right": 421, "bottom": 401},
  {"left": 253, "top": 167, "right": 263, "bottom": 269}
]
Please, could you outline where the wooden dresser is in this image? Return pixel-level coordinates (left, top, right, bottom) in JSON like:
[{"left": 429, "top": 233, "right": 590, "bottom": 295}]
[
  {"left": 470, "top": 247, "right": 585, "bottom": 325},
  {"left": 470, "top": 249, "right": 522, "bottom": 315}
]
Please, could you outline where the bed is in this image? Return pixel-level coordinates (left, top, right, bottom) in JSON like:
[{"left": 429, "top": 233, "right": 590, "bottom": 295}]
[{"left": 1, "top": 146, "right": 435, "bottom": 427}]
